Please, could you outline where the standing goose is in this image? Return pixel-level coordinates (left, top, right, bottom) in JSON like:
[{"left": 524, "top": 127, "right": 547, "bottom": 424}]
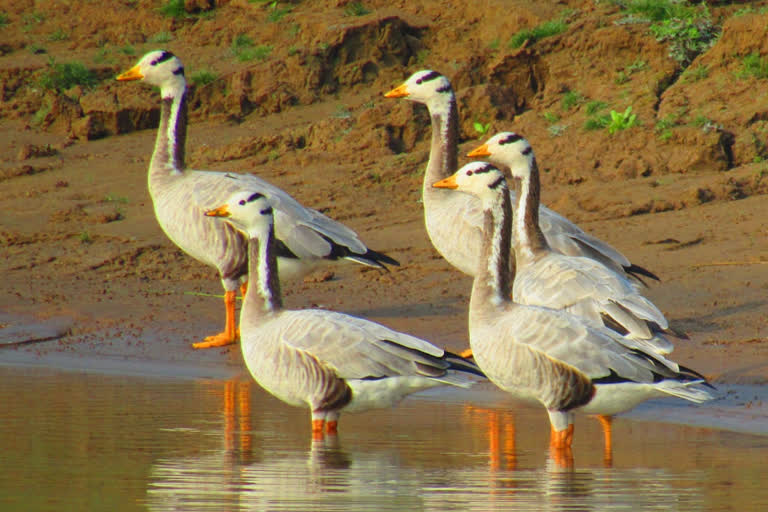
[
  {"left": 204, "top": 190, "right": 485, "bottom": 437},
  {"left": 433, "top": 161, "right": 713, "bottom": 456},
  {"left": 467, "top": 132, "right": 675, "bottom": 356},
  {"left": 117, "top": 50, "right": 397, "bottom": 349},
  {"left": 384, "top": 70, "right": 656, "bottom": 282}
]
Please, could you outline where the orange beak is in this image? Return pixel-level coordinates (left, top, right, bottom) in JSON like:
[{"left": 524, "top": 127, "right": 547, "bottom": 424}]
[
  {"left": 432, "top": 175, "right": 458, "bottom": 189},
  {"left": 384, "top": 84, "right": 409, "bottom": 98},
  {"left": 204, "top": 204, "right": 231, "bottom": 218},
  {"left": 116, "top": 64, "right": 144, "bottom": 81},
  {"left": 467, "top": 143, "right": 491, "bottom": 158}
]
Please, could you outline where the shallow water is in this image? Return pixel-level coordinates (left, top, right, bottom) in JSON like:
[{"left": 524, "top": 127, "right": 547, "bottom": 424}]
[{"left": 1, "top": 366, "right": 766, "bottom": 512}]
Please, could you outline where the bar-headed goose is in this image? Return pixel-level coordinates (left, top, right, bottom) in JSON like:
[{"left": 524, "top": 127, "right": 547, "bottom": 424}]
[
  {"left": 204, "top": 190, "right": 485, "bottom": 437},
  {"left": 117, "top": 50, "right": 397, "bottom": 349},
  {"left": 434, "top": 161, "right": 713, "bottom": 453},
  {"left": 465, "top": 132, "right": 674, "bottom": 355},
  {"left": 384, "top": 70, "right": 656, "bottom": 282}
]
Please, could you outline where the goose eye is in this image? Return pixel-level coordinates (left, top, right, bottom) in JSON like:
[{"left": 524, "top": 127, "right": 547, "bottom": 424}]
[
  {"left": 466, "top": 170, "right": 473, "bottom": 176},
  {"left": 239, "top": 200, "right": 246, "bottom": 206},
  {"left": 150, "top": 59, "right": 157, "bottom": 66}
]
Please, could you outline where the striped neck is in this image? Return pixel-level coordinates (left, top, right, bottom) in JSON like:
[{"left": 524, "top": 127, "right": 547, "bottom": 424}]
[
  {"left": 424, "top": 93, "right": 459, "bottom": 191},
  {"left": 473, "top": 189, "right": 514, "bottom": 307},
  {"left": 150, "top": 86, "right": 187, "bottom": 176},
  {"left": 244, "top": 225, "right": 283, "bottom": 316},
  {"left": 513, "top": 157, "right": 549, "bottom": 263}
]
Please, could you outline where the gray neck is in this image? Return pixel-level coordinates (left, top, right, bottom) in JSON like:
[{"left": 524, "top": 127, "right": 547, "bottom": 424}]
[
  {"left": 423, "top": 95, "right": 459, "bottom": 194},
  {"left": 244, "top": 226, "right": 283, "bottom": 317},
  {"left": 473, "top": 189, "right": 514, "bottom": 307},
  {"left": 150, "top": 90, "right": 187, "bottom": 178},
  {"left": 513, "top": 157, "right": 550, "bottom": 262}
]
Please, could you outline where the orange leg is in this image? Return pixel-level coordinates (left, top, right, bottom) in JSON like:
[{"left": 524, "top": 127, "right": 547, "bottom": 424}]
[
  {"left": 239, "top": 381, "right": 252, "bottom": 455},
  {"left": 312, "top": 419, "right": 325, "bottom": 440},
  {"left": 326, "top": 420, "right": 339, "bottom": 435},
  {"left": 549, "top": 424, "right": 575, "bottom": 468},
  {"left": 192, "top": 290, "right": 239, "bottom": 348},
  {"left": 459, "top": 348, "right": 474, "bottom": 358},
  {"left": 596, "top": 414, "right": 613, "bottom": 467}
]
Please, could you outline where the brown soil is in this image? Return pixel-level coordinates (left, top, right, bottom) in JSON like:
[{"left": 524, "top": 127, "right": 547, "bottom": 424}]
[{"left": 1, "top": 1, "right": 767, "bottom": 384}]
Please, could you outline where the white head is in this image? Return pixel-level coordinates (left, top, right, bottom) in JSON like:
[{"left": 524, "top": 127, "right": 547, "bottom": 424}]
[
  {"left": 432, "top": 161, "right": 507, "bottom": 202},
  {"left": 467, "top": 132, "right": 535, "bottom": 181},
  {"left": 204, "top": 191, "right": 274, "bottom": 239},
  {"left": 116, "top": 50, "right": 186, "bottom": 98},
  {"left": 384, "top": 70, "right": 454, "bottom": 107}
]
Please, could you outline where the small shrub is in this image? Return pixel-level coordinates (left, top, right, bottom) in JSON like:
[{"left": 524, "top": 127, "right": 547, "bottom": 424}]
[
  {"left": 0, "top": 12, "right": 9, "bottom": 27},
  {"left": 542, "top": 111, "right": 560, "bottom": 123},
  {"left": 344, "top": 2, "right": 370, "bottom": 16},
  {"left": 191, "top": 70, "right": 217, "bottom": 86},
  {"left": 509, "top": 19, "right": 567, "bottom": 49},
  {"left": 585, "top": 100, "right": 608, "bottom": 115},
  {"left": 268, "top": 5, "right": 292, "bottom": 22},
  {"left": 683, "top": 64, "right": 709, "bottom": 82},
  {"left": 39, "top": 60, "right": 98, "bottom": 91},
  {"left": 737, "top": 53, "right": 768, "bottom": 80},
  {"left": 561, "top": 90, "right": 584, "bottom": 110},
  {"left": 607, "top": 107, "right": 638, "bottom": 134},
  {"left": 473, "top": 121, "right": 490, "bottom": 135},
  {"left": 79, "top": 231, "right": 92, "bottom": 244},
  {"left": 48, "top": 28, "right": 69, "bottom": 41},
  {"left": 158, "top": 0, "right": 187, "bottom": 18},
  {"left": 584, "top": 113, "right": 611, "bottom": 131}
]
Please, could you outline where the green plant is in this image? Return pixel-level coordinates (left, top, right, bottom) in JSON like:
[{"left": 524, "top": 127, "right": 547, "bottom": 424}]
[
  {"left": 158, "top": 0, "right": 187, "bottom": 18},
  {"left": 585, "top": 100, "right": 608, "bottom": 115},
  {"left": 473, "top": 121, "right": 490, "bottom": 135},
  {"left": 584, "top": 114, "right": 610, "bottom": 131},
  {"left": 737, "top": 53, "right": 768, "bottom": 80},
  {"left": 119, "top": 46, "right": 135, "bottom": 56},
  {"left": 23, "top": 11, "right": 45, "bottom": 25},
  {"left": 614, "top": 70, "right": 630, "bottom": 85},
  {"left": 509, "top": 19, "right": 567, "bottom": 49},
  {"left": 32, "top": 100, "right": 52, "bottom": 125},
  {"left": 79, "top": 231, "right": 92, "bottom": 244},
  {"left": 149, "top": 31, "right": 173, "bottom": 44},
  {"left": 561, "top": 90, "right": 584, "bottom": 110},
  {"left": 28, "top": 43, "right": 46, "bottom": 55},
  {"left": 488, "top": 38, "right": 500, "bottom": 50},
  {"left": 683, "top": 64, "right": 709, "bottom": 82},
  {"left": 48, "top": 28, "right": 69, "bottom": 41},
  {"left": 39, "top": 59, "right": 98, "bottom": 91},
  {"left": 333, "top": 105, "right": 352, "bottom": 119},
  {"left": 0, "top": 12, "right": 8, "bottom": 27},
  {"left": 104, "top": 194, "right": 129, "bottom": 204},
  {"left": 268, "top": 5, "right": 292, "bottom": 22},
  {"left": 626, "top": 59, "right": 647, "bottom": 73},
  {"left": 191, "top": 70, "right": 217, "bottom": 86},
  {"left": 607, "top": 106, "right": 638, "bottom": 134},
  {"left": 344, "top": 2, "right": 370, "bottom": 16},
  {"left": 542, "top": 111, "right": 560, "bottom": 123}
]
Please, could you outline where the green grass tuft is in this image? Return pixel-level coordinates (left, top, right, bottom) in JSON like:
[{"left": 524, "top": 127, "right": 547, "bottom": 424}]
[
  {"left": 737, "top": 53, "right": 768, "bottom": 80},
  {"left": 509, "top": 19, "right": 567, "bottom": 49},
  {"left": 190, "top": 70, "right": 218, "bottom": 86},
  {"left": 39, "top": 60, "right": 98, "bottom": 91}
]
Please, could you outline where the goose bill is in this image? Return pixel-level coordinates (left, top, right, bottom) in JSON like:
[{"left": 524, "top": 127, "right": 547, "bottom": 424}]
[
  {"left": 116, "top": 65, "right": 144, "bottom": 81},
  {"left": 204, "top": 205, "right": 231, "bottom": 217},
  {"left": 432, "top": 175, "right": 458, "bottom": 189},
  {"left": 467, "top": 143, "right": 491, "bottom": 158},
  {"left": 384, "top": 84, "right": 409, "bottom": 98}
]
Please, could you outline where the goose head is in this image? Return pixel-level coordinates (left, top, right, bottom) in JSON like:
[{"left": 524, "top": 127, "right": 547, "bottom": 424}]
[
  {"left": 432, "top": 161, "right": 508, "bottom": 203},
  {"left": 117, "top": 50, "right": 186, "bottom": 98},
  {"left": 205, "top": 191, "right": 274, "bottom": 239},
  {"left": 467, "top": 132, "right": 535, "bottom": 181},
  {"left": 384, "top": 70, "right": 454, "bottom": 108}
]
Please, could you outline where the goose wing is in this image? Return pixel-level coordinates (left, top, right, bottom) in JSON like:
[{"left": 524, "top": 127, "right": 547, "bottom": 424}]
[
  {"left": 514, "top": 253, "right": 668, "bottom": 338},
  {"left": 485, "top": 304, "right": 681, "bottom": 385},
  {"left": 273, "top": 310, "right": 478, "bottom": 382}
]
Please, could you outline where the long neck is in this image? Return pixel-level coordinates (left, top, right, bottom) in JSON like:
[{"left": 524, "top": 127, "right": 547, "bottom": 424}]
[
  {"left": 244, "top": 225, "right": 283, "bottom": 317},
  {"left": 513, "top": 157, "right": 550, "bottom": 262},
  {"left": 472, "top": 190, "right": 514, "bottom": 307},
  {"left": 423, "top": 94, "right": 459, "bottom": 192},
  {"left": 150, "top": 87, "right": 187, "bottom": 176}
]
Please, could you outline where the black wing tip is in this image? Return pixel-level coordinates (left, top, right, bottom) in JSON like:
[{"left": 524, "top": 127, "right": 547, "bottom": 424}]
[
  {"left": 625, "top": 263, "right": 660, "bottom": 282},
  {"left": 363, "top": 248, "right": 400, "bottom": 268},
  {"left": 443, "top": 350, "right": 487, "bottom": 379}
]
